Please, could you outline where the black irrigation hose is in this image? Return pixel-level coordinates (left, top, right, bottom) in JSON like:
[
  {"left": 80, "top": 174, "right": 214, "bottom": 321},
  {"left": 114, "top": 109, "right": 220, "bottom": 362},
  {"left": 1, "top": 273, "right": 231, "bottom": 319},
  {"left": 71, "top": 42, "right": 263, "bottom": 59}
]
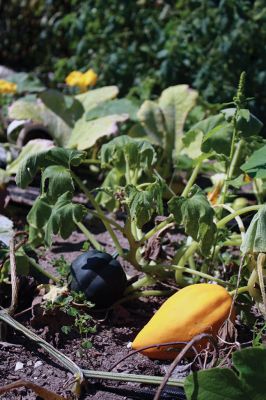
[{"left": 93, "top": 383, "right": 186, "bottom": 400}]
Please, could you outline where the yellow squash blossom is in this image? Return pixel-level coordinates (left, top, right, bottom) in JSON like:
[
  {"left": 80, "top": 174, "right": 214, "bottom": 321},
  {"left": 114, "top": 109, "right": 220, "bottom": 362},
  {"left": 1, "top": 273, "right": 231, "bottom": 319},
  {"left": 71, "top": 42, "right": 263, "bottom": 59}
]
[
  {"left": 65, "top": 68, "right": 97, "bottom": 92},
  {"left": 0, "top": 79, "right": 17, "bottom": 94}
]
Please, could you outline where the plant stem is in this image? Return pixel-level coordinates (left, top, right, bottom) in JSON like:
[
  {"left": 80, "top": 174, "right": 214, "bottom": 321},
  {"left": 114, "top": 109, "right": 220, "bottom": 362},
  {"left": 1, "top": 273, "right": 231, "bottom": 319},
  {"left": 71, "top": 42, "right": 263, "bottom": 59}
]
[
  {"left": 75, "top": 221, "right": 104, "bottom": 252},
  {"left": 113, "top": 290, "right": 172, "bottom": 307},
  {"left": 217, "top": 205, "right": 262, "bottom": 228},
  {"left": 219, "top": 137, "right": 243, "bottom": 206},
  {"left": 0, "top": 309, "right": 84, "bottom": 380},
  {"left": 157, "top": 264, "right": 231, "bottom": 287},
  {"left": 72, "top": 172, "right": 124, "bottom": 257},
  {"left": 181, "top": 159, "right": 202, "bottom": 198},
  {"left": 139, "top": 215, "right": 174, "bottom": 244},
  {"left": 124, "top": 274, "right": 156, "bottom": 294},
  {"left": 229, "top": 285, "right": 249, "bottom": 296},
  {"left": 82, "top": 370, "right": 184, "bottom": 387},
  {"left": 0, "top": 310, "right": 184, "bottom": 388},
  {"left": 26, "top": 255, "right": 60, "bottom": 284}
]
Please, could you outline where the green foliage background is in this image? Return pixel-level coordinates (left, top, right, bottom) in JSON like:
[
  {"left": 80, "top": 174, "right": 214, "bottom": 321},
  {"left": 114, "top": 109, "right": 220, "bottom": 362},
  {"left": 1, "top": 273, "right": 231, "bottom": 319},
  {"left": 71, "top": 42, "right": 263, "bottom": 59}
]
[{"left": 1, "top": 0, "right": 266, "bottom": 117}]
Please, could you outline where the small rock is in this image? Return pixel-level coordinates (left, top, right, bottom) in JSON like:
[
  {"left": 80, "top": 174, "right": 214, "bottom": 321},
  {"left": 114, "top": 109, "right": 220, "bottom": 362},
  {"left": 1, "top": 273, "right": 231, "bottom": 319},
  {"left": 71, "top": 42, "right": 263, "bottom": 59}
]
[
  {"left": 34, "top": 360, "right": 43, "bottom": 368},
  {"left": 26, "top": 360, "right": 33, "bottom": 366},
  {"left": 15, "top": 362, "right": 24, "bottom": 371}
]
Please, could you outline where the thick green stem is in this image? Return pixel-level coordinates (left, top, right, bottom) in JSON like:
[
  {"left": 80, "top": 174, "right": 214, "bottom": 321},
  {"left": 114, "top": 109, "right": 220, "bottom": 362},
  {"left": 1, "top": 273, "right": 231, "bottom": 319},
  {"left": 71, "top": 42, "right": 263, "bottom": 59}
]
[
  {"left": 0, "top": 309, "right": 84, "bottom": 380},
  {"left": 139, "top": 215, "right": 174, "bottom": 244},
  {"left": 217, "top": 205, "right": 262, "bottom": 229},
  {"left": 181, "top": 159, "right": 202, "bottom": 198},
  {"left": 157, "top": 264, "right": 231, "bottom": 287},
  {"left": 124, "top": 274, "right": 156, "bottom": 294},
  {"left": 75, "top": 221, "right": 104, "bottom": 252},
  {"left": 113, "top": 290, "right": 172, "bottom": 307},
  {"left": 174, "top": 241, "right": 199, "bottom": 285},
  {"left": 82, "top": 370, "right": 184, "bottom": 387},
  {"left": 27, "top": 255, "right": 60, "bottom": 284},
  {"left": 229, "top": 285, "right": 249, "bottom": 296},
  {"left": 0, "top": 310, "right": 184, "bottom": 388},
  {"left": 72, "top": 172, "right": 124, "bottom": 257},
  {"left": 219, "top": 137, "right": 244, "bottom": 206}
]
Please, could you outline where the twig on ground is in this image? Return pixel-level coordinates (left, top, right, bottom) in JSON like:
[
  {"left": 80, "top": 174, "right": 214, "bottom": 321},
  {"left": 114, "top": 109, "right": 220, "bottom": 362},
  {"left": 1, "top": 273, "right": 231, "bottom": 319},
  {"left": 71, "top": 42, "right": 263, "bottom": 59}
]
[
  {"left": 0, "top": 379, "right": 68, "bottom": 400},
  {"left": 153, "top": 333, "right": 218, "bottom": 400},
  {"left": 109, "top": 341, "right": 198, "bottom": 372},
  {"left": 8, "top": 235, "right": 19, "bottom": 316}
]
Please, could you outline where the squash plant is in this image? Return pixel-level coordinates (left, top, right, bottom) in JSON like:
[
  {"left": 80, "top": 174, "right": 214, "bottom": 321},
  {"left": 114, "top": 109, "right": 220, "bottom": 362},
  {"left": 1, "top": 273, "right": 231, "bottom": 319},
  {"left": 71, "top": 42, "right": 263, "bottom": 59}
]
[{"left": 6, "top": 74, "right": 266, "bottom": 311}]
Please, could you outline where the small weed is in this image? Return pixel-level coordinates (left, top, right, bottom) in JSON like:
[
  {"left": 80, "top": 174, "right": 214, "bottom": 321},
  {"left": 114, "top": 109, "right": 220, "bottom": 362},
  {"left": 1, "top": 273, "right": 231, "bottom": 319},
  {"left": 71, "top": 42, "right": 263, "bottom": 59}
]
[{"left": 52, "top": 255, "right": 71, "bottom": 278}]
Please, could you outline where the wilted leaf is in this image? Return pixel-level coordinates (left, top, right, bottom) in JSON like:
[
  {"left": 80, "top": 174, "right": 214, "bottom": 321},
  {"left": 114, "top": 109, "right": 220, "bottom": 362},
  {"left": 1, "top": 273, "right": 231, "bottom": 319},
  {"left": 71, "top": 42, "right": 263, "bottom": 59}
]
[
  {"left": 16, "top": 147, "right": 84, "bottom": 189},
  {"left": 68, "top": 114, "right": 128, "bottom": 150},
  {"left": 96, "top": 168, "right": 124, "bottom": 211},
  {"left": 43, "top": 285, "right": 68, "bottom": 303},
  {"left": 100, "top": 135, "right": 157, "bottom": 173},
  {"left": 44, "top": 192, "right": 86, "bottom": 246},
  {"left": 125, "top": 179, "right": 164, "bottom": 228},
  {"left": 41, "top": 165, "right": 74, "bottom": 202},
  {"left": 27, "top": 193, "right": 86, "bottom": 247},
  {"left": 7, "top": 139, "right": 54, "bottom": 175},
  {"left": 168, "top": 185, "right": 216, "bottom": 255}
]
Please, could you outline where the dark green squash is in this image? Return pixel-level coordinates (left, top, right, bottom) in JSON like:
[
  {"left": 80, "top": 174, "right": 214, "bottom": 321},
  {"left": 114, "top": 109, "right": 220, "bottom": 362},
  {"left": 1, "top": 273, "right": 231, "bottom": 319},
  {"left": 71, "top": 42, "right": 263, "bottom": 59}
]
[{"left": 70, "top": 250, "right": 127, "bottom": 308}]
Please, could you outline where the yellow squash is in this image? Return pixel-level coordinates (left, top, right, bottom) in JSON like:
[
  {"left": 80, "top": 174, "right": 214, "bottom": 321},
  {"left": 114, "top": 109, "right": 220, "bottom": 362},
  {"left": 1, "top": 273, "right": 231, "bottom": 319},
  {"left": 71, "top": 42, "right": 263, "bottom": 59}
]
[{"left": 132, "top": 283, "right": 233, "bottom": 360}]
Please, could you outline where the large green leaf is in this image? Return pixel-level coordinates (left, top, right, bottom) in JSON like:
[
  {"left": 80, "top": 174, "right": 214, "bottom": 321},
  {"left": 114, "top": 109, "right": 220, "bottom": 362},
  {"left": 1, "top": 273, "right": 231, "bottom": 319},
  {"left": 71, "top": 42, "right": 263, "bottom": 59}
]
[
  {"left": 8, "top": 72, "right": 45, "bottom": 93},
  {"left": 27, "top": 193, "right": 86, "bottom": 247},
  {"left": 44, "top": 192, "right": 86, "bottom": 246},
  {"left": 240, "top": 205, "right": 266, "bottom": 254},
  {"left": 41, "top": 165, "right": 74, "bottom": 202},
  {"left": 185, "top": 368, "right": 247, "bottom": 400},
  {"left": 168, "top": 185, "right": 216, "bottom": 255},
  {"left": 125, "top": 179, "right": 164, "bottom": 228},
  {"left": 233, "top": 348, "right": 266, "bottom": 399},
  {"left": 96, "top": 168, "right": 124, "bottom": 211},
  {"left": 9, "top": 99, "right": 43, "bottom": 121},
  {"left": 68, "top": 114, "right": 128, "bottom": 150},
  {"left": 16, "top": 147, "right": 84, "bottom": 188},
  {"left": 39, "top": 89, "right": 84, "bottom": 127},
  {"left": 86, "top": 98, "right": 138, "bottom": 121},
  {"left": 75, "top": 86, "right": 119, "bottom": 112},
  {"left": 137, "top": 100, "right": 166, "bottom": 146},
  {"left": 7, "top": 139, "right": 54, "bottom": 175},
  {"left": 184, "top": 347, "right": 266, "bottom": 400},
  {"left": 241, "top": 145, "right": 266, "bottom": 179},
  {"left": 100, "top": 135, "right": 157, "bottom": 173},
  {"left": 8, "top": 99, "right": 72, "bottom": 146},
  {"left": 188, "top": 114, "right": 233, "bottom": 156},
  {"left": 158, "top": 85, "right": 198, "bottom": 156},
  {"left": 137, "top": 85, "right": 198, "bottom": 158},
  {"left": 27, "top": 195, "right": 52, "bottom": 245}
]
